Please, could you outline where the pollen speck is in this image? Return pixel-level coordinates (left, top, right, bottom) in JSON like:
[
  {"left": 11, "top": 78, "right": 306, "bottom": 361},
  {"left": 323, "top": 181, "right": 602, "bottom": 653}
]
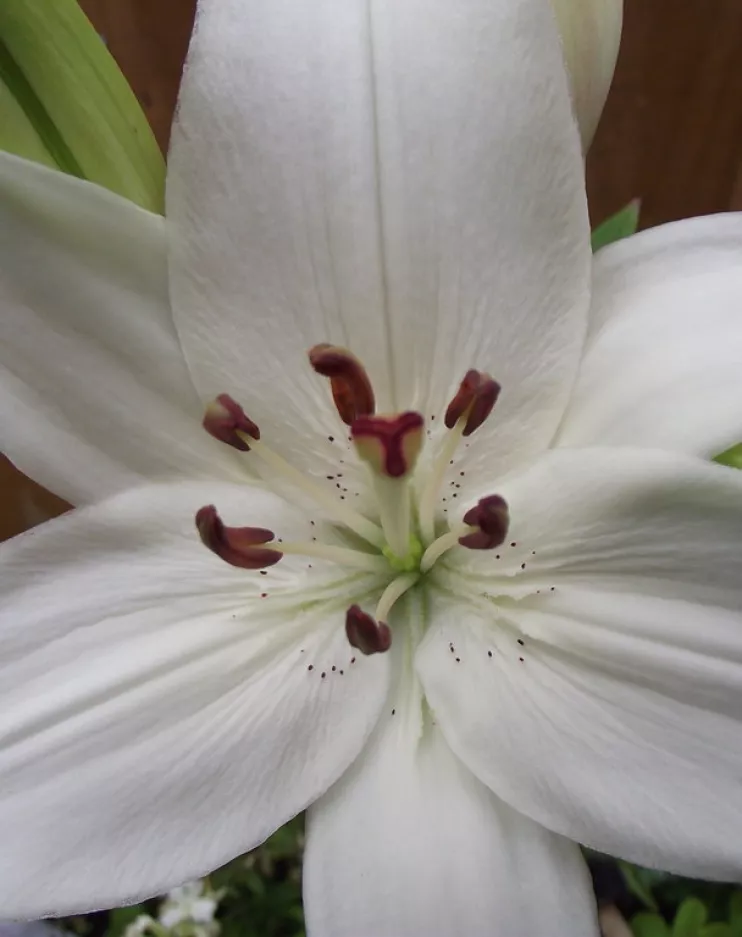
[
  {"left": 308, "top": 665, "right": 314, "bottom": 671},
  {"left": 517, "top": 639, "right": 524, "bottom": 646},
  {"left": 487, "top": 650, "right": 493, "bottom": 658}
]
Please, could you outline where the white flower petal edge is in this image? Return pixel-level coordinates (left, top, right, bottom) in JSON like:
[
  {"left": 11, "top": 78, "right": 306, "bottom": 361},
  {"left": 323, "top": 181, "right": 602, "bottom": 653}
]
[
  {"left": 0, "top": 481, "right": 390, "bottom": 917},
  {"left": 551, "top": 0, "right": 623, "bottom": 148},
  {"left": 557, "top": 213, "right": 742, "bottom": 457},
  {"left": 304, "top": 671, "right": 598, "bottom": 937},
  {"left": 168, "top": 0, "right": 590, "bottom": 479},
  {"left": 0, "top": 152, "right": 242, "bottom": 506},
  {"left": 418, "top": 447, "right": 742, "bottom": 879}
]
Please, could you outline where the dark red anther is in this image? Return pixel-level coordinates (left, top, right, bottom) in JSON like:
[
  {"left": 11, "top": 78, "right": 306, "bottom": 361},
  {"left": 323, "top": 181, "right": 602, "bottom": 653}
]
[
  {"left": 444, "top": 370, "right": 500, "bottom": 437},
  {"left": 345, "top": 605, "right": 392, "bottom": 655},
  {"left": 203, "top": 394, "right": 260, "bottom": 451},
  {"left": 309, "top": 344, "right": 376, "bottom": 425},
  {"left": 196, "top": 505, "right": 282, "bottom": 569},
  {"left": 459, "top": 495, "right": 510, "bottom": 550},
  {"left": 351, "top": 411, "right": 424, "bottom": 479}
]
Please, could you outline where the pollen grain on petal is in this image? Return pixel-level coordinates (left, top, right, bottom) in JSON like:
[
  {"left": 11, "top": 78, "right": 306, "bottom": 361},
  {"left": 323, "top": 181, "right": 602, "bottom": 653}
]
[
  {"left": 203, "top": 394, "right": 260, "bottom": 450},
  {"left": 309, "top": 344, "right": 376, "bottom": 425},
  {"left": 196, "top": 505, "right": 282, "bottom": 570},
  {"left": 345, "top": 604, "right": 392, "bottom": 655}
]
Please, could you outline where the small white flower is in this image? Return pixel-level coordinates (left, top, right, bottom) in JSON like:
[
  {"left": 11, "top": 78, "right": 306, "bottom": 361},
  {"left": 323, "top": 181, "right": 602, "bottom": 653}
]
[
  {"left": 123, "top": 916, "right": 157, "bottom": 937},
  {"left": 159, "top": 881, "right": 220, "bottom": 930},
  {"left": 1, "top": 1, "right": 742, "bottom": 936}
]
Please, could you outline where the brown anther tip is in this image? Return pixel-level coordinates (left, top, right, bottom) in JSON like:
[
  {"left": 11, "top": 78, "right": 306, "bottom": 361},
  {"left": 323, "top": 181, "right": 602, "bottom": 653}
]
[
  {"left": 351, "top": 411, "right": 424, "bottom": 479},
  {"left": 196, "top": 505, "right": 281, "bottom": 570},
  {"left": 444, "top": 370, "right": 501, "bottom": 436},
  {"left": 345, "top": 605, "right": 392, "bottom": 655},
  {"left": 308, "top": 344, "right": 375, "bottom": 425},
  {"left": 203, "top": 394, "right": 260, "bottom": 450},
  {"left": 459, "top": 494, "right": 510, "bottom": 550}
]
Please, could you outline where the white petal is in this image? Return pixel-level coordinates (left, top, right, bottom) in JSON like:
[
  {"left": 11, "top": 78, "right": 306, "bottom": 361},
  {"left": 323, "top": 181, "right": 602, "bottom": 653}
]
[
  {"left": 168, "top": 0, "right": 590, "bottom": 478},
  {"left": 551, "top": 0, "right": 623, "bottom": 148},
  {"left": 558, "top": 214, "right": 742, "bottom": 457},
  {"left": 0, "top": 153, "right": 240, "bottom": 505},
  {"left": 304, "top": 684, "right": 597, "bottom": 937},
  {"left": 419, "top": 447, "right": 742, "bottom": 878},
  {"left": 0, "top": 481, "right": 390, "bottom": 917}
]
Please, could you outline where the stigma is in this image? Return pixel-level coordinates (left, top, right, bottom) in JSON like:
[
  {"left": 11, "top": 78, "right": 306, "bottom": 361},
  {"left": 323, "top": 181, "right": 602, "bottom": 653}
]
[{"left": 197, "top": 344, "right": 510, "bottom": 653}]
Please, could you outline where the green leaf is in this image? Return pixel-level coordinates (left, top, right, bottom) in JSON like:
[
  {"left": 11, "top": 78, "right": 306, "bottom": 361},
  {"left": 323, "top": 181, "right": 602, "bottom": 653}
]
[
  {"left": 620, "top": 860, "right": 661, "bottom": 911},
  {"left": 591, "top": 199, "right": 641, "bottom": 252},
  {"left": 729, "top": 893, "right": 742, "bottom": 926},
  {"left": 673, "top": 898, "right": 708, "bottom": 937},
  {"left": 714, "top": 444, "right": 742, "bottom": 470},
  {"left": 701, "top": 925, "right": 735, "bottom": 937},
  {"left": 108, "top": 905, "right": 151, "bottom": 937},
  {"left": 632, "top": 912, "right": 671, "bottom": 937},
  {"left": 0, "top": 0, "right": 164, "bottom": 211}
]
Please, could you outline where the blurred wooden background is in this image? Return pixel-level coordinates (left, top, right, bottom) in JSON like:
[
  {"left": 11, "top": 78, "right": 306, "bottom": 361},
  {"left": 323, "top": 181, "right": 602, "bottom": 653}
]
[{"left": 3, "top": 0, "right": 742, "bottom": 539}]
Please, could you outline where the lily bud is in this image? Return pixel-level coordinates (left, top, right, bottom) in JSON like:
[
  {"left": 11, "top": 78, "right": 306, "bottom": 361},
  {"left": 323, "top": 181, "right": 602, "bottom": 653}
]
[
  {"left": 0, "top": 0, "right": 164, "bottom": 210},
  {"left": 550, "top": 0, "right": 623, "bottom": 149}
]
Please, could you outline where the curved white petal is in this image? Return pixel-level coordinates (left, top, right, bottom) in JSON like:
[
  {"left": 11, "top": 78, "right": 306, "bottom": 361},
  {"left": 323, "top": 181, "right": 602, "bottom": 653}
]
[
  {"left": 551, "top": 0, "right": 623, "bottom": 148},
  {"left": 558, "top": 214, "right": 742, "bottom": 458},
  {"left": 0, "top": 153, "right": 241, "bottom": 505},
  {"left": 419, "top": 447, "right": 742, "bottom": 878},
  {"left": 168, "top": 0, "right": 590, "bottom": 479},
  {"left": 0, "top": 481, "right": 390, "bottom": 917},
  {"left": 304, "top": 677, "right": 597, "bottom": 937}
]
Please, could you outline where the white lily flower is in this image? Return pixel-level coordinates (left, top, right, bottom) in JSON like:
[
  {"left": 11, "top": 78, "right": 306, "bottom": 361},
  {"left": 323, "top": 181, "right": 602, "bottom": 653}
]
[
  {"left": 1, "top": 0, "right": 742, "bottom": 935},
  {"left": 552, "top": 0, "right": 623, "bottom": 147}
]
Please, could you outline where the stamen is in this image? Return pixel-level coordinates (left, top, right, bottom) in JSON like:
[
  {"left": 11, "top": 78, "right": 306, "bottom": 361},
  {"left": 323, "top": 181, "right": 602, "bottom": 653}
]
[
  {"left": 345, "top": 605, "right": 392, "bottom": 655},
  {"left": 309, "top": 344, "right": 376, "bottom": 425},
  {"left": 196, "top": 505, "right": 281, "bottom": 570},
  {"left": 246, "top": 437, "right": 385, "bottom": 548},
  {"left": 418, "top": 371, "right": 500, "bottom": 543},
  {"left": 459, "top": 495, "right": 510, "bottom": 550},
  {"left": 278, "top": 541, "right": 389, "bottom": 572},
  {"left": 444, "top": 370, "right": 500, "bottom": 437},
  {"left": 375, "top": 572, "right": 419, "bottom": 622},
  {"left": 420, "top": 495, "right": 509, "bottom": 572},
  {"left": 203, "top": 395, "right": 384, "bottom": 548},
  {"left": 203, "top": 394, "right": 260, "bottom": 450}
]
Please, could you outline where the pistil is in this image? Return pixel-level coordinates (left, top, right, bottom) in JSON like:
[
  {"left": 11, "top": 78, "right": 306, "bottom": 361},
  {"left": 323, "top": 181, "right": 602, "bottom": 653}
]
[{"left": 352, "top": 412, "right": 424, "bottom": 560}]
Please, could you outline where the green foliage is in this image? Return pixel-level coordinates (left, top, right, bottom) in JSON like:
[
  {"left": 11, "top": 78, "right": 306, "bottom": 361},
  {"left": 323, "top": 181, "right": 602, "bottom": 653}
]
[
  {"left": 673, "top": 898, "right": 708, "bottom": 937},
  {"left": 632, "top": 912, "right": 671, "bottom": 937},
  {"left": 714, "top": 444, "right": 742, "bottom": 470},
  {"left": 629, "top": 886, "right": 742, "bottom": 937},
  {"left": 591, "top": 199, "right": 641, "bottom": 251},
  {"left": 0, "top": 0, "right": 164, "bottom": 211}
]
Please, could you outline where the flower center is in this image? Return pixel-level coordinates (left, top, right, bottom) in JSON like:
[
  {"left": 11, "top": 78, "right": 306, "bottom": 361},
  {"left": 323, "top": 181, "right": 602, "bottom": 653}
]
[{"left": 197, "top": 345, "right": 509, "bottom": 654}]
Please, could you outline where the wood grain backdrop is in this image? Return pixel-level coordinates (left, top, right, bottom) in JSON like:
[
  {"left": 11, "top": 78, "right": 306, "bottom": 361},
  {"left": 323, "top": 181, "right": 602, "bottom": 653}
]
[{"left": 3, "top": 0, "right": 742, "bottom": 539}]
